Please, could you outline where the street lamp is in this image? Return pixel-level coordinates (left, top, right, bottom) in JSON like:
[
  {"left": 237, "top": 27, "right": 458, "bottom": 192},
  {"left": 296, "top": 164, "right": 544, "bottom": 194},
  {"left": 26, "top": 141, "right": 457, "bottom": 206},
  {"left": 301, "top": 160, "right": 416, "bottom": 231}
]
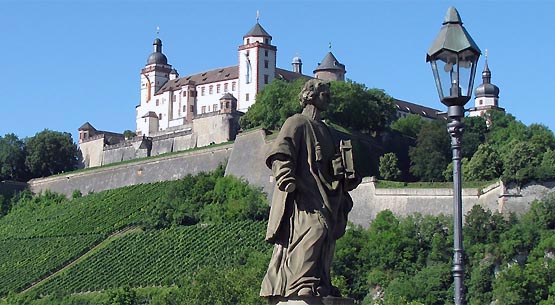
[{"left": 426, "top": 6, "right": 481, "bottom": 305}]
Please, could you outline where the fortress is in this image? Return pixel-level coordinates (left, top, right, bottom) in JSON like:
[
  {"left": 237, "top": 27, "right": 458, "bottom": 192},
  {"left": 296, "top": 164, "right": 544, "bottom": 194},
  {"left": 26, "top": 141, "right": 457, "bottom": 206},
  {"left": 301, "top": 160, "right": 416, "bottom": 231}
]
[
  {"left": 58, "top": 18, "right": 517, "bottom": 225},
  {"left": 78, "top": 19, "right": 506, "bottom": 169}
]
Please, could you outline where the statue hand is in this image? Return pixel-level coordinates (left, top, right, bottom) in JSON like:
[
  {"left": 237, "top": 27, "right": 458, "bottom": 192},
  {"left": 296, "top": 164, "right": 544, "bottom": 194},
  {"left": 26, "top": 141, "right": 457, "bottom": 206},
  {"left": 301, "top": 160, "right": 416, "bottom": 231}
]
[{"left": 283, "top": 182, "right": 296, "bottom": 193}]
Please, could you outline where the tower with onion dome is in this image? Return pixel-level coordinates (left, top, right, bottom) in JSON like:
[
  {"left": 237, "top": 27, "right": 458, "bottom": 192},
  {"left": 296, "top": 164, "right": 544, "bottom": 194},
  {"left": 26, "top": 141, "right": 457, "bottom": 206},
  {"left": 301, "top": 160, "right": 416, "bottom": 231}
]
[{"left": 468, "top": 56, "right": 504, "bottom": 118}]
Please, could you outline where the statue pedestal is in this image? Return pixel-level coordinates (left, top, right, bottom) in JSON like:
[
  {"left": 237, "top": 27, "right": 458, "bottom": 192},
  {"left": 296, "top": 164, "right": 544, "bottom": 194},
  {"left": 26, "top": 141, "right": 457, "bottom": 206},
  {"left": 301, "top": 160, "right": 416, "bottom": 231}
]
[{"left": 268, "top": 297, "right": 355, "bottom": 305}]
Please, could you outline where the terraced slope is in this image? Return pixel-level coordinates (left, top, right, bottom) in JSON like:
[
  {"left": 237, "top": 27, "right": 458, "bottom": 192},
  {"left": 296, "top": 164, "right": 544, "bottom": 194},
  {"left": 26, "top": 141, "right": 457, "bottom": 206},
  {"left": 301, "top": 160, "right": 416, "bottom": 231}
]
[{"left": 33, "top": 221, "right": 270, "bottom": 295}]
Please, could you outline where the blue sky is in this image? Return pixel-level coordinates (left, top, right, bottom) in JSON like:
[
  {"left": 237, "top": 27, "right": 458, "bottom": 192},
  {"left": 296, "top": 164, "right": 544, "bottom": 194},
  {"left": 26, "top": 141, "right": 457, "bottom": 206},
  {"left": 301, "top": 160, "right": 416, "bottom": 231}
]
[{"left": 1, "top": 0, "right": 553, "bottom": 143}]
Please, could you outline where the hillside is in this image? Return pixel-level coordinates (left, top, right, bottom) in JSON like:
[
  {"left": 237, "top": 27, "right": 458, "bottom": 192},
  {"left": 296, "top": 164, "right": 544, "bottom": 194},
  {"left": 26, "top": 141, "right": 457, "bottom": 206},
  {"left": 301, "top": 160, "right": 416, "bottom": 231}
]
[{"left": 0, "top": 169, "right": 271, "bottom": 304}]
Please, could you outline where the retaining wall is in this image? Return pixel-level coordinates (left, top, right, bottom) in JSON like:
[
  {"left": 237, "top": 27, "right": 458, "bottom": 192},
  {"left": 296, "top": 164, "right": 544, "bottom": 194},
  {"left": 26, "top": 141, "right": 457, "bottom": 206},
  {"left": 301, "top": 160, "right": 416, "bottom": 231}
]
[
  {"left": 29, "top": 129, "right": 555, "bottom": 227},
  {"left": 29, "top": 144, "right": 233, "bottom": 197}
]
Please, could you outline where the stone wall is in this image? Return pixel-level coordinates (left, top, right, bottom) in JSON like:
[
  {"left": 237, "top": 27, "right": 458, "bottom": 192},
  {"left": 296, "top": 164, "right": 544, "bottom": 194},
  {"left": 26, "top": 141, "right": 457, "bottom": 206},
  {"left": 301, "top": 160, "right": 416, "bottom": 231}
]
[
  {"left": 30, "top": 128, "right": 555, "bottom": 227},
  {"left": 193, "top": 113, "right": 238, "bottom": 147},
  {"left": 225, "top": 129, "right": 274, "bottom": 196},
  {"left": 77, "top": 137, "right": 104, "bottom": 168},
  {"left": 348, "top": 178, "right": 502, "bottom": 227},
  {"left": 29, "top": 144, "right": 233, "bottom": 197}
]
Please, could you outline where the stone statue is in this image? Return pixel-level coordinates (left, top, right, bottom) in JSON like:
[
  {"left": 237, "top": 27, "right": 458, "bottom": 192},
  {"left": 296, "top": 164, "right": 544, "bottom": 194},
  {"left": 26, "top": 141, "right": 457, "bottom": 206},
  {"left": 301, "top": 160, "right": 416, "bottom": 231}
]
[{"left": 260, "top": 79, "right": 361, "bottom": 302}]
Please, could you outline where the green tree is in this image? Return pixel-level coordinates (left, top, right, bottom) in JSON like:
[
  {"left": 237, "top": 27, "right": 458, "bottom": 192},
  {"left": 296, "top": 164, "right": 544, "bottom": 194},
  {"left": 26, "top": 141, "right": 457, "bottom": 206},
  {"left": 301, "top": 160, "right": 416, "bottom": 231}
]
[
  {"left": 501, "top": 140, "right": 544, "bottom": 184},
  {"left": 240, "top": 78, "right": 305, "bottom": 129},
  {"left": 0, "top": 133, "right": 28, "bottom": 181},
  {"left": 179, "top": 252, "right": 267, "bottom": 305},
  {"left": 123, "top": 130, "right": 136, "bottom": 140},
  {"left": 25, "top": 129, "right": 78, "bottom": 178},
  {"left": 539, "top": 149, "right": 555, "bottom": 180},
  {"left": 486, "top": 112, "right": 528, "bottom": 152},
  {"left": 105, "top": 287, "right": 137, "bottom": 305},
  {"left": 241, "top": 78, "right": 396, "bottom": 135},
  {"left": 379, "top": 152, "right": 401, "bottom": 181},
  {"left": 408, "top": 121, "right": 450, "bottom": 181},
  {"left": 462, "top": 116, "right": 488, "bottom": 159},
  {"left": 464, "top": 144, "right": 503, "bottom": 181},
  {"left": 391, "top": 114, "right": 425, "bottom": 139},
  {"left": 527, "top": 123, "right": 555, "bottom": 151},
  {"left": 326, "top": 81, "right": 396, "bottom": 135}
]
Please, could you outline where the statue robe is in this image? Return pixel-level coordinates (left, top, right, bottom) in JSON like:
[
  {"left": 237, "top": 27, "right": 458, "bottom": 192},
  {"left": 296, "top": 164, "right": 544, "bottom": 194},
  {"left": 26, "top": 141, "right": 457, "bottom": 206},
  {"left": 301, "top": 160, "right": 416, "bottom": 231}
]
[{"left": 260, "top": 114, "right": 353, "bottom": 298}]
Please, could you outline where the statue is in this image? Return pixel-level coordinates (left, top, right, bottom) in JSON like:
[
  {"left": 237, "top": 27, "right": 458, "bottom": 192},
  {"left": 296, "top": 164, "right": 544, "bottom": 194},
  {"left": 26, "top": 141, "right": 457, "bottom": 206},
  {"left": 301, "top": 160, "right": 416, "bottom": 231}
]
[{"left": 260, "top": 79, "right": 361, "bottom": 302}]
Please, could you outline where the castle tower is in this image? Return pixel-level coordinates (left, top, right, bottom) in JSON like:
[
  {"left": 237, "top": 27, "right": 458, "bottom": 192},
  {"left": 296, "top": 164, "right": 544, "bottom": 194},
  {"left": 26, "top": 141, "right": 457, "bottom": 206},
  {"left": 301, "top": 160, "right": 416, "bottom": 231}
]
[
  {"left": 238, "top": 20, "right": 276, "bottom": 111},
  {"left": 292, "top": 55, "right": 302, "bottom": 74},
  {"left": 313, "top": 52, "right": 346, "bottom": 81},
  {"left": 468, "top": 57, "right": 504, "bottom": 117},
  {"left": 136, "top": 38, "right": 173, "bottom": 136}
]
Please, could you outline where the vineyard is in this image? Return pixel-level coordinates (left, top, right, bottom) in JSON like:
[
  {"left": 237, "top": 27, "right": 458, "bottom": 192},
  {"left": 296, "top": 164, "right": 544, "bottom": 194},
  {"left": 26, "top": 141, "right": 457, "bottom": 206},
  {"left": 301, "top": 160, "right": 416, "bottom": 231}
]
[
  {"left": 0, "top": 234, "right": 103, "bottom": 295},
  {"left": 0, "top": 169, "right": 270, "bottom": 301},
  {"left": 0, "top": 182, "right": 168, "bottom": 297},
  {"left": 33, "top": 221, "right": 270, "bottom": 295},
  {"left": 0, "top": 183, "right": 164, "bottom": 239}
]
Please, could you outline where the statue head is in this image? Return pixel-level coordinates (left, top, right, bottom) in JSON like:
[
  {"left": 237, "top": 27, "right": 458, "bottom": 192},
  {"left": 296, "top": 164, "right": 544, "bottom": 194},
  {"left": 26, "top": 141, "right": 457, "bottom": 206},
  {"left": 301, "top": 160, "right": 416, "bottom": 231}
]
[{"left": 299, "top": 79, "right": 331, "bottom": 110}]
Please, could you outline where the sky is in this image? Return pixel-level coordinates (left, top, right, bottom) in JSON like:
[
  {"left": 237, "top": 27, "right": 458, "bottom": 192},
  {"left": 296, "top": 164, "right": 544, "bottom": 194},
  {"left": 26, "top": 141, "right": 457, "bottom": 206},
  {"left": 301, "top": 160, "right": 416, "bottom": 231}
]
[{"left": 1, "top": 0, "right": 553, "bottom": 143}]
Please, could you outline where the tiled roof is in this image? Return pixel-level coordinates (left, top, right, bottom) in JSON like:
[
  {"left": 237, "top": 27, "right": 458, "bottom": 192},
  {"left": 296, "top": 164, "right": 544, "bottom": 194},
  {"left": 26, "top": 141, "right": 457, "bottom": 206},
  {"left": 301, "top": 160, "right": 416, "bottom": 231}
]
[
  {"left": 157, "top": 66, "right": 238, "bottom": 94},
  {"left": 78, "top": 122, "right": 96, "bottom": 131},
  {"left": 275, "top": 68, "right": 310, "bottom": 82},
  {"left": 314, "top": 52, "right": 345, "bottom": 72},
  {"left": 394, "top": 99, "right": 444, "bottom": 119},
  {"left": 244, "top": 22, "right": 271, "bottom": 38}
]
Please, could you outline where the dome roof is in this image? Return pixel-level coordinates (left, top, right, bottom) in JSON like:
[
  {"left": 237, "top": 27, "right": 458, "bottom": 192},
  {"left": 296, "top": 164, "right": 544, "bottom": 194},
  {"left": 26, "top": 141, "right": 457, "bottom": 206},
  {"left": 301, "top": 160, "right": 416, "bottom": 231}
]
[
  {"left": 292, "top": 56, "right": 302, "bottom": 64},
  {"left": 146, "top": 38, "right": 168, "bottom": 65},
  {"left": 474, "top": 62, "right": 499, "bottom": 98},
  {"left": 147, "top": 52, "right": 168, "bottom": 65},
  {"left": 475, "top": 83, "right": 499, "bottom": 98}
]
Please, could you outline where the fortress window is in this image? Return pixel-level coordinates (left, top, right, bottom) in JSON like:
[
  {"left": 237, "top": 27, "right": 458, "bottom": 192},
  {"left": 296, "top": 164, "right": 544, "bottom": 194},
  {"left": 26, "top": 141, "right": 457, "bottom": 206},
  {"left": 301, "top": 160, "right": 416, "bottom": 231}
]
[
  {"left": 190, "top": 105, "right": 194, "bottom": 112},
  {"left": 224, "top": 83, "right": 228, "bottom": 92},
  {"left": 183, "top": 91, "right": 186, "bottom": 97},
  {"left": 202, "top": 106, "right": 206, "bottom": 114},
  {"left": 265, "top": 50, "right": 269, "bottom": 56},
  {"left": 264, "top": 60, "right": 269, "bottom": 68},
  {"left": 209, "top": 86, "right": 213, "bottom": 94},
  {"left": 201, "top": 87, "right": 205, "bottom": 96},
  {"left": 232, "top": 82, "right": 236, "bottom": 91},
  {"left": 183, "top": 106, "right": 186, "bottom": 112},
  {"left": 264, "top": 74, "right": 269, "bottom": 84},
  {"left": 156, "top": 99, "right": 159, "bottom": 106},
  {"left": 213, "top": 104, "right": 218, "bottom": 111},
  {"left": 159, "top": 113, "right": 162, "bottom": 120},
  {"left": 217, "top": 84, "right": 221, "bottom": 93},
  {"left": 246, "top": 93, "right": 249, "bottom": 101},
  {"left": 265, "top": 39, "right": 269, "bottom": 44}
]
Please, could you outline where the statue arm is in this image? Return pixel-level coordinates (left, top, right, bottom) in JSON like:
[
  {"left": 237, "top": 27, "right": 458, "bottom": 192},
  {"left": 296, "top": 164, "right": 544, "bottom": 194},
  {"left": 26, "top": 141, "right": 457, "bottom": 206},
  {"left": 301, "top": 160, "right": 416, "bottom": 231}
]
[{"left": 266, "top": 115, "right": 306, "bottom": 193}]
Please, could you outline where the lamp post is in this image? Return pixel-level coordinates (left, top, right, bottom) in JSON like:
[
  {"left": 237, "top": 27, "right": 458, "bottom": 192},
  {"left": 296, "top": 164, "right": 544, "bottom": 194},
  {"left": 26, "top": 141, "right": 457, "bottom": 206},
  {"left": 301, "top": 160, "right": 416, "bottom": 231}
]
[{"left": 426, "top": 7, "right": 481, "bottom": 305}]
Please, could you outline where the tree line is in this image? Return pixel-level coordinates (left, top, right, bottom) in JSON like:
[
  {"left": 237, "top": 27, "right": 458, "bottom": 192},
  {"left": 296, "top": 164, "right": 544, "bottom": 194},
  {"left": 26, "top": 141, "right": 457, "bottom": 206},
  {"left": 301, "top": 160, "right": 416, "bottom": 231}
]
[
  {"left": 242, "top": 78, "right": 555, "bottom": 185},
  {"left": 0, "top": 129, "right": 78, "bottom": 182}
]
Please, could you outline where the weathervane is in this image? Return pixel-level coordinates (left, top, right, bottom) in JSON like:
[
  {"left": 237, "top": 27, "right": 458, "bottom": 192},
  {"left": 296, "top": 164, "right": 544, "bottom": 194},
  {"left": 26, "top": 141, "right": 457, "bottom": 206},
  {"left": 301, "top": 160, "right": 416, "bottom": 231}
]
[
  {"left": 256, "top": 10, "right": 260, "bottom": 22},
  {"left": 156, "top": 26, "right": 160, "bottom": 37},
  {"left": 328, "top": 42, "right": 332, "bottom": 50}
]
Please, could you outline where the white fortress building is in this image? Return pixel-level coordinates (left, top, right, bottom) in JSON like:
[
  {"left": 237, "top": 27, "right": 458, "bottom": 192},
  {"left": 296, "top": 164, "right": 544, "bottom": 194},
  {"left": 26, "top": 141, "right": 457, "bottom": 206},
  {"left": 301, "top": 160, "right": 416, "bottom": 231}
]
[
  {"left": 78, "top": 20, "right": 503, "bottom": 169},
  {"left": 78, "top": 21, "right": 349, "bottom": 168}
]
